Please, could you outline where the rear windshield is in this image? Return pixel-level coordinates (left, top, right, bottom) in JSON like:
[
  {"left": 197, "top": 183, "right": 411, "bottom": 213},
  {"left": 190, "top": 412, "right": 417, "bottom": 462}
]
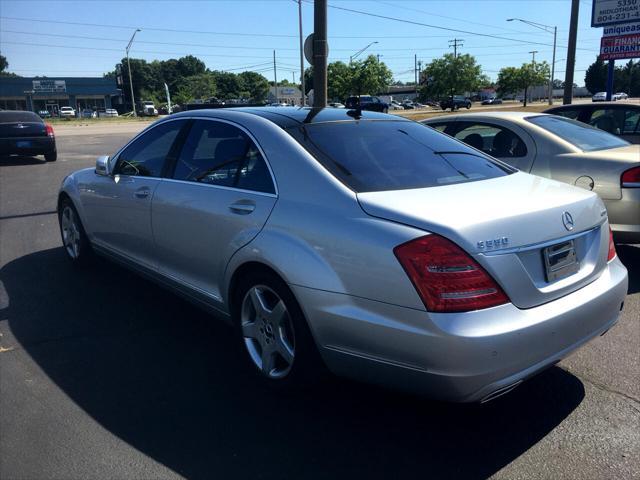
[
  {"left": 289, "top": 120, "right": 513, "bottom": 192},
  {"left": 527, "top": 115, "right": 629, "bottom": 151},
  {"left": 0, "top": 111, "right": 42, "bottom": 123}
]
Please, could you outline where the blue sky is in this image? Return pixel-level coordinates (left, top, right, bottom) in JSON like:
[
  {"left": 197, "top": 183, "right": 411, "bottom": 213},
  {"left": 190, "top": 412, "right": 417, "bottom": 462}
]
[{"left": 0, "top": 0, "right": 603, "bottom": 85}]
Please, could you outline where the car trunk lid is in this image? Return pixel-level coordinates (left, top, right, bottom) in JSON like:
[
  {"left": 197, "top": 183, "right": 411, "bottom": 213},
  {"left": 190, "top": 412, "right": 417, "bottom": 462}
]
[
  {"left": 357, "top": 171, "right": 610, "bottom": 309},
  {"left": 0, "top": 121, "right": 47, "bottom": 138}
]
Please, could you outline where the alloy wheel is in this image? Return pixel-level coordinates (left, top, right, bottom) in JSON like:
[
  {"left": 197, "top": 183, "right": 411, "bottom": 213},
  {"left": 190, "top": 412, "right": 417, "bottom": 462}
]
[
  {"left": 240, "top": 285, "right": 295, "bottom": 379},
  {"left": 61, "top": 206, "right": 81, "bottom": 259}
]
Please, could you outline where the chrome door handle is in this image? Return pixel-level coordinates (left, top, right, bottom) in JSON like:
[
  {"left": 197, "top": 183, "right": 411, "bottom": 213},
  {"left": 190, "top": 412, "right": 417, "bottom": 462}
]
[
  {"left": 134, "top": 188, "right": 150, "bottom": 199},
  {"left": 229, "top": 202, "right": 256, "bottom": 214}
]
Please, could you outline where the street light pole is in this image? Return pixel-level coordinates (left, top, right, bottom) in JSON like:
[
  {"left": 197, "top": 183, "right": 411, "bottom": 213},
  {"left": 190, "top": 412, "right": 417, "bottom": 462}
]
[
  {"left": 507, "top": 18, "right": 556, "bottom": 105},
  {"left": 350, "top": 41, "right": 378, "bottom": 64},
  {"left": 126, "top": 28, "right": 141, "bottom": 117}
]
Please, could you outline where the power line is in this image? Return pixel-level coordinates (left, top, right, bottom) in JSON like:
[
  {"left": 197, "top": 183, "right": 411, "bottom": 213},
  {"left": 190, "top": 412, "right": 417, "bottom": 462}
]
[{"left": 318, "top": 2, "right": 594, "bottom": 51}]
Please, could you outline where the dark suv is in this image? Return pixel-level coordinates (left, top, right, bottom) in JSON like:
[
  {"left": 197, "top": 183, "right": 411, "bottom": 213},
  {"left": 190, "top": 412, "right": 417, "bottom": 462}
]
[
  {"left": 440, "top": 95, "right": 472, "bottom": 111},
  {"left": 345, "top": 95, "right": 389, "bottom": 113}
]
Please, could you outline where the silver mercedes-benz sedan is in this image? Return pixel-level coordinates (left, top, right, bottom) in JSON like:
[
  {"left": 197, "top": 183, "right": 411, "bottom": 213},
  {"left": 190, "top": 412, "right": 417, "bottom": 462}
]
[
  {"left": 58, "top": 108, "right": 628, "bottom": 402},
  {"left": 422, "top": 112, "right": 640, "bottom": 243}
]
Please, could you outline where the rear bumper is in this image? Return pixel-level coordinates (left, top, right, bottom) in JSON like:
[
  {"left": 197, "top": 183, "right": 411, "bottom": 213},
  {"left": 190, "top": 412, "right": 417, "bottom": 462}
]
[
  {"left": 293, "top": 257, "right": 628, "bottom": 402},
  {"left": 606, "top": 189, "right": 640, "bottom": 244},
  {"left": 0, "top": 137, "right": 55, "bottom": 156}
]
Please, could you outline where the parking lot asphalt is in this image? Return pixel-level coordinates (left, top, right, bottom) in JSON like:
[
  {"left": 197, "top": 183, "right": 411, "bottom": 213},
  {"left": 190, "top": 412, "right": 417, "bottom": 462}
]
[{"left": 0, "top": 123, "right": 638, "bottom": 480}]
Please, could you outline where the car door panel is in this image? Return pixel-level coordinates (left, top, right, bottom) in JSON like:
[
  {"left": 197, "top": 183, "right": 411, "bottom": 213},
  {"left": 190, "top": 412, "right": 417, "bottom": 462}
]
[
  {"left": 78, "top": 119, "right": 187, "bottom": 270},
  {"left": 152, "top": 182, "right": 276, "bottom": 301},
  {"left": 151, "top": 119, "right": 277, "bottom": 304}
]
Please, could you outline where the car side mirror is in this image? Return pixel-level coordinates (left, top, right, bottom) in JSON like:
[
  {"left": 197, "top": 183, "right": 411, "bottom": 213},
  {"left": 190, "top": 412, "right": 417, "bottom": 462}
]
[{"left": 96, "top": 155, "right": 111, "bottom": 176}]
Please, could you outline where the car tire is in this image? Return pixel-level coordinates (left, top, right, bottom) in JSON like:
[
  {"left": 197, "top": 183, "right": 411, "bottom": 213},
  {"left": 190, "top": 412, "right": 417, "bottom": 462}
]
[
  {"left": 466, "top": 103, "right": 471, "bottom": 109},
  {"left": 383, "top": 108, "right": 388, "bottom": 114},
  {"left": 45, "top": 151, "right": 57, "bottom": 162},
  {"left": 58, "top": 198, "right": 93, "bottom": 265},
  {"left": 233, "top": 270, "right": 325, "bottom": 389}
]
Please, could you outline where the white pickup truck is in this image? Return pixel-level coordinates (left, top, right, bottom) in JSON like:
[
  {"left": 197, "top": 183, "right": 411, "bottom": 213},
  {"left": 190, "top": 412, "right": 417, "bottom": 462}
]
[{"left": 59, "top": 106, "right": 76, "bottom": 118}]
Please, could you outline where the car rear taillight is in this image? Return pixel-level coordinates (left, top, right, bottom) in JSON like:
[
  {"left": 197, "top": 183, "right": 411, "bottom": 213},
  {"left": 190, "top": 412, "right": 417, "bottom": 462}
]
[
  {"left": 394, "top": 234, "right": 509, "bottom": 313},
  {"left": 621, "top": 166, "right": 640, "bottom": 187},
  {"left": 45, "top": 124, "right": 54, "bottom": 137},
  {"left": 607, "top": 226, "right": 616, "bottom": 262}
]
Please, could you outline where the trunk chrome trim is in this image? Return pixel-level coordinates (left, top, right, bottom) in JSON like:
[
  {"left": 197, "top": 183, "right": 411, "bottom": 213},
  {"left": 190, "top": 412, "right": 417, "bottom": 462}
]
[{"left": 480, "top": 222, "right": 604, "bottom": 256}]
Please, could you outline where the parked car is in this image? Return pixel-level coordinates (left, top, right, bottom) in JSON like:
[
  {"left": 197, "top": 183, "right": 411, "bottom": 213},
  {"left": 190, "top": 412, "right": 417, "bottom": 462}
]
[
  {"left": 592, "top": 92, "right": 607, "bottom": 102},
  {"left": 37, "top": 109, "right": 52, "bottom": 119},
  {"left": 614, "top": 92, "right": 629, "bottom": 100},
  {"left": 59, "top": 106, "right": 76, "bottom": 118},
  {"left": 544, "top": 103, "right": 640, "bottom": 144},
  {"left": 81, "top": 109, "right": 97, "bottom": 118},
  {"left": 328, "top": 102, "right": 345, "bottom": 108},
  {"left": 0, "top": 110, "right": 57, "bottom": 161},
  {"left": 440, "top": 95, "right": 471, "bottom": 110},
  {"left": 344, "top": 95, "right": 389, "bottom": 113},
  {"left": 401, "top": 101, "right": 415, "bottom": 110},
  {"left": 57, "top": 107, "right": 627, "bottom": 402},
  {"left": 103, "top": 108, "right": 119, "bottom": 117},
  {"left": 481, "top": 97, "right": 503, "bottom": 105},
  {"left": 389, "top": 101, "right": 404, "bottom": 110},
  {"left": 422, "top": 112, "right": 640, "bottom": 243}
]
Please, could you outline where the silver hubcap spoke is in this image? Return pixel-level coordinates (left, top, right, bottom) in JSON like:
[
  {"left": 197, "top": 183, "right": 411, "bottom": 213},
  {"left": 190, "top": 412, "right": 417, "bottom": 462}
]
[{"left": 241, "top": 285, "right": 295, "bottom": 379}]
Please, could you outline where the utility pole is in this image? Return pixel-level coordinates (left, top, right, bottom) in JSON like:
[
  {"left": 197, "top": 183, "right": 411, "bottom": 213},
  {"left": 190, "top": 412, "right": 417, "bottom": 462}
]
[
  {"left": 529, "top": 50, "right": 538, "bottom": 64},
  {"left": 563, "top": 0, "right": 579, "bottom": 104},
  {"left": 298, "top": 0, "right": 305, "bottom": 106},
  {"left": 313, "top": 0, "right": 328, "bottom": 108},
  {"left": 549, "top": 26, "right": 557, "bottom": 105},
  {"left": 414, "top": 54, "right": 418, "bottom": 97},
  {"left": 125, "top": 28, "right": 141, "bottom": 117},
  {"left": 449, "top": 38, "right": 464, "bottom": 58},
  {"left": 273, "top": 50, "right": 278, "bottom": 104}
]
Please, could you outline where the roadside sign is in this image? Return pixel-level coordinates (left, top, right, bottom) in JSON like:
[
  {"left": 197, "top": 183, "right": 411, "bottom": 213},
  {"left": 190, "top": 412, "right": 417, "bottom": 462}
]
[
  {"left": 599, "top": 32, "right": 640, "bottom": 59},
  {"left": 592, "top": 0, "right": 640, "bottom": 27},
  {"left": 603, "top": 21, "right": 640, "bottom": 36},
  {"left": 304, "top": 33, "right": 329, "bottom": 64}
]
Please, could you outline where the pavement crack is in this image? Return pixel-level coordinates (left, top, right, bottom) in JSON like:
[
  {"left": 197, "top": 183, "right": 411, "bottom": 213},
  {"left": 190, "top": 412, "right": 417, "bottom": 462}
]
[{"left": 563, "top": 367, "right": 640, "bottom": 408}]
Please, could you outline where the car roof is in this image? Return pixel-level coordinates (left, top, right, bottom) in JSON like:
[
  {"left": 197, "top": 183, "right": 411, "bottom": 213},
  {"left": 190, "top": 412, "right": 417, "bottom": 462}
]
[
  {"left": 422, "top": 111, "right": 548, "bottom": 123},
  {"left": 171, "top": 106, "right": 406, "bottom": 128},
  {"left": 546, "top": 103, "right": 640, "bottom": 112}
]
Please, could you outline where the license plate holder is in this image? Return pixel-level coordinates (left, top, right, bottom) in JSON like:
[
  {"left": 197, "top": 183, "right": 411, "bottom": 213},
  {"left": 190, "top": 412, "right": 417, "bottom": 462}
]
[
  {"left": 16, "top": 140, "right": 32, "bottom": 148},
  {"left": 543, "top": 239, "right": 579, "bottom": 282}
]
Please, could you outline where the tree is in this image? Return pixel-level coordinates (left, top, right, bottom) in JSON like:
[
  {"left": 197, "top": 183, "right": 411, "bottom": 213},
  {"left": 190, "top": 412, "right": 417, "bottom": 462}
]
[
  {"left": 327, "top": 61, "right": 352, "bottom": 101},
  {"left": 303, "top": 67, "right": 313, "bottom": 95},
  {"left": 0, "top": 54, "right": 8, "bottom": 73},
  {"left": 120, "top": 58, "right": 155, "bottom": 106},
  {"left": 238, "top": 71, "right": 270, "bottom": 101},
  {"left": 584, "top": 57, "right": 608, "bottom": 94},
  {"left": 418, "top": 53, "right": 486, "bottom": 101},
  {"left": 177, "top": 55, "right": 206, "bottom": 78},
  {"left": 497, "top": 61, "right": 550, "bottom": 106},
  {"left": 212, "top": 71, "right": 242, "bottom": 100},
  {"left": 347, "top": 55, "right": 393, "bottom": 98},
  {"left": 174, "top": 73, "right": 217, "bottom": 104}
]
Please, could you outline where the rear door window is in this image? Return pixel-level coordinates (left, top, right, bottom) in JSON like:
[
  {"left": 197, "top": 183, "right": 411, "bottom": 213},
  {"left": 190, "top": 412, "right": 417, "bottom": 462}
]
[
  {"left": 622, "top": 110, "right": 640, "bottom": 134},
  {"left": 172, "top": 120, "right": 275, "bottom": 194},
  {"left": 290, "top": 120, "right": 513, "bottom": 192},
  {"left": 454, "top": 122, "right": 528, "bottom": 157},
  {"left": 588, "top": 108, "right": 626, "bottom": 135}
]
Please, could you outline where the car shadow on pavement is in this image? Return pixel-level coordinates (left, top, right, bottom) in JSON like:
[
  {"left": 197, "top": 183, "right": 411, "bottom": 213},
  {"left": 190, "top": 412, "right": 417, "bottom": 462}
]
[
  {"left": 1, "top": 248, "right": 587, "bottom": 480},
  {"left": 617, "top": 244, "right": 639, "bottom": 294},
  {"left": 0, "top": 155, "right": 46, "bottom": 166}
]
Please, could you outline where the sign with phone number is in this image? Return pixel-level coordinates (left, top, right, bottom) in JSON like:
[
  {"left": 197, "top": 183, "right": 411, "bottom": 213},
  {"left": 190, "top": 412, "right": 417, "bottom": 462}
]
[
  {"left": 600, "top": 33, "right": 640, "bottom": 59},
  {"left": 592, "top": 0, "right": 640, "bottom": 27}
]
